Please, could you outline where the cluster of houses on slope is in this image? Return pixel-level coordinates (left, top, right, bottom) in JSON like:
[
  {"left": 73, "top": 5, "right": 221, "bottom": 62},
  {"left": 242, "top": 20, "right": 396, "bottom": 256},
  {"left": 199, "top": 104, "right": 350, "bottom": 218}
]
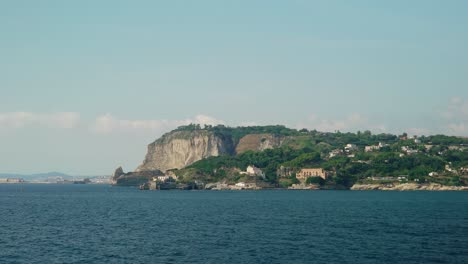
[
  {"left": 344, "top": 144, "right": 358, "bottom": 153},
  {"left": 0, "top": 178, "right": 25, "bottom": 183},
  {"left": 329, "top": 143, "right": 362, "bottom": 158},
  {"left": 331, "top": 142, "right": 393, "bottom": 156},
  {"left": 365, "top": 142, "right": 388, "bottom": 152},
  {"left": 329, "top": 143, "right": 388, "bottom": 158},
  {"left": 401, "top": 146, "right": 419, "bottom": 155},
  {"left": 239, "top": 166, "right": 329, "bottom": 186},
  {"left": 151, "top": 164, "right": 330, "bottom": 187},
  {"left": 214, "top": 167, "right": 329, "bottom": 190},
  {"left": 145, "top": 164, "right": 330, "bottom": 190},
  {"left": 329, "top": 149, "right": 343, "bottom": 158},
  {"left": 329, "top": 144, "right": 358, "bottom": 158},
  {"left": 444, "top": 164, "right": 468, "bottom": 175},
  {"left": 328, "top": 140, "right": 466, "bottom": 158}
]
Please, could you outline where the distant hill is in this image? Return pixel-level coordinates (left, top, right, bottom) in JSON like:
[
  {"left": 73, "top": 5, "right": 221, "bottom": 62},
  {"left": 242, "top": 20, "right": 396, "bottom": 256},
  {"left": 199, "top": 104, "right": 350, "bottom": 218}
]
[{"left": 0, "top": 172, "right": 73, "bottom": 181}]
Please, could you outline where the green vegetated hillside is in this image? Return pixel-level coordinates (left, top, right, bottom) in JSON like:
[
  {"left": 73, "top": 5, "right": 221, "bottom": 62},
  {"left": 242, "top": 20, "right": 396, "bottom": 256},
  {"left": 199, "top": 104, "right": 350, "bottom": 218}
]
[{"left": 170, "top": 125, "right": 468, "bottom": 188}]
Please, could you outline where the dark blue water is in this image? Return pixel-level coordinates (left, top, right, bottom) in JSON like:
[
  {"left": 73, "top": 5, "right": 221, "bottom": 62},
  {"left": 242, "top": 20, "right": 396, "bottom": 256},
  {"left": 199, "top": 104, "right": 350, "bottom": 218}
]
[{"left": 0, "top": 184, "right": 467, "bottom": 264}]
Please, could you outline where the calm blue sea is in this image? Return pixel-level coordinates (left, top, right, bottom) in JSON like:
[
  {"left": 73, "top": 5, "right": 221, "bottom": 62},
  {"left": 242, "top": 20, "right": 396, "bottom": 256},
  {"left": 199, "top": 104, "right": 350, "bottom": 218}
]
[{"left": 0, "top": 184, "right": 467, "bottom": 264}]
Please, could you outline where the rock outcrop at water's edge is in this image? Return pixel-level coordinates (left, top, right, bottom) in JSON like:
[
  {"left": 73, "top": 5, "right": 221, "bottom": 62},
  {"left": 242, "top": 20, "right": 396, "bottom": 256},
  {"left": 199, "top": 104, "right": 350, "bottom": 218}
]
[
  {"left": 113, "top": 166, "right": 124, "bottom": 178},
  {"left": 112, "top": 167, "right": 164, "bottom": 186},
  {"left": 351, "top": 183, "right": 468, "bottom": 191}
]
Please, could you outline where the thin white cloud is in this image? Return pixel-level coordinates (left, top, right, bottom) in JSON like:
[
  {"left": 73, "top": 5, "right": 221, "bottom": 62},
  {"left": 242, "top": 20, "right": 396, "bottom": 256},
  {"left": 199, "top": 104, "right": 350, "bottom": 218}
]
[
  {"left": 442, "top": 97, "right": 468, "bottom": 120},
  {"left": 238, "top": 121, "right": 259, "bottom": 127},
  {"left": 406, "top": 128, "right": 431, "bottom": 136},
  {"left": 92, "top": 114, "right": 225, "bottom": 134},
  {"left": 297, "top": 113, "right": 386, "bottom": 133},
  {"left": 0, "top": 112, "right": 80, "bottom": 129},
  {"left": 448, "top": 123, "right": 467, "bottom": 134},
  {"left": 2, "top": 102, "right": 466, "bottom": 137},
  {"left": 441, "top": 97, "right": 468, "bottom": 135},
  {"left": 298, "top": 98, "right": 468, "bottom": 136},
  {"left": 187, "top": 115, "right": 225, "bottom": 126}
]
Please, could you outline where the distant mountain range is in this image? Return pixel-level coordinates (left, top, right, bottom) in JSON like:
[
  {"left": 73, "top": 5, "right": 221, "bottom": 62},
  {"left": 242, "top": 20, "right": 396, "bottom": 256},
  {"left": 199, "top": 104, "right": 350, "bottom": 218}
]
[{"left": 0, "top": 172, "right": 75, "bottom": 181}]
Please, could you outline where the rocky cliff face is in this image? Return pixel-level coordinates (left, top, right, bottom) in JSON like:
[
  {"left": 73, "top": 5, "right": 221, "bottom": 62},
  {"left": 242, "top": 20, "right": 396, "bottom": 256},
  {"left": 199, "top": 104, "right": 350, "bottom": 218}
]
[
  {"left": 235, "top": 133, "right": 284, "bottom": 154},
  {"left": 134, "top": 130, "right": 286, "bottom": 172},
  {"left": 136, "top": 130, "right": 234, "bottom": 172},
  {"left": 113, "top": 166, "right": 124, "bottom": 178}
]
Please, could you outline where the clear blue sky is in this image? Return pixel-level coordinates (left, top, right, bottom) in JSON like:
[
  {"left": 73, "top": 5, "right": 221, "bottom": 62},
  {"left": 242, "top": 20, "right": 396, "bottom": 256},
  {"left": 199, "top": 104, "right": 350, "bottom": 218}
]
[{"left": 1, "top": 0, "right": 467, "bottom": 175}]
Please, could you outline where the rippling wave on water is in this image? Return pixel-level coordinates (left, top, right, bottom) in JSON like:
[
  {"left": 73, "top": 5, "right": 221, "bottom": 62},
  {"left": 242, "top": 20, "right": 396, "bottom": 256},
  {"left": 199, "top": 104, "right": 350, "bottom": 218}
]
[{"left": 0, "top": 184, "right": 467, "bottom": 264}]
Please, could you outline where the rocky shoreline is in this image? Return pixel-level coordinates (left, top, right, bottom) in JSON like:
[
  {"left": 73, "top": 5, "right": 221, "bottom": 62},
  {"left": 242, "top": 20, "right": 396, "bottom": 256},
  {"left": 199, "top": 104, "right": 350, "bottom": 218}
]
[
  {"left": 350, "top": 183, "right": 468, "bottom": 191},
  {"left": 137, "top": 182, "right": 468, "bottom": 191}
]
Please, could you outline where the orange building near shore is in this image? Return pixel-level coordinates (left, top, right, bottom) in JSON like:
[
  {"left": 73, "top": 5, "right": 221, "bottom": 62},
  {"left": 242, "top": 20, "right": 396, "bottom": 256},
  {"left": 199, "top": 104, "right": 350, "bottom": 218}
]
[{"left": 296, "top": 168, "right": 328, "bottom": 181}]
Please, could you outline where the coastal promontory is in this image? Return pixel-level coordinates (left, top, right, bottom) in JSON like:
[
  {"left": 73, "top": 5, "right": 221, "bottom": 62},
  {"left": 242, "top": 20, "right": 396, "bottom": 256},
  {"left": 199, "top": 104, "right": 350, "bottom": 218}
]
[{"left": 112, "top": 124, "right": 468, "bottom": 190}]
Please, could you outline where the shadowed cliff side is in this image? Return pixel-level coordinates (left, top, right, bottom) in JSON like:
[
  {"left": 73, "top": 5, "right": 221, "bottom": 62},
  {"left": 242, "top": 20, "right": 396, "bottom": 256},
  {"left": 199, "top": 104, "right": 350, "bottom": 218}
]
[{"left": 235, "top": 133, "right": 284, "bottom": 154}]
